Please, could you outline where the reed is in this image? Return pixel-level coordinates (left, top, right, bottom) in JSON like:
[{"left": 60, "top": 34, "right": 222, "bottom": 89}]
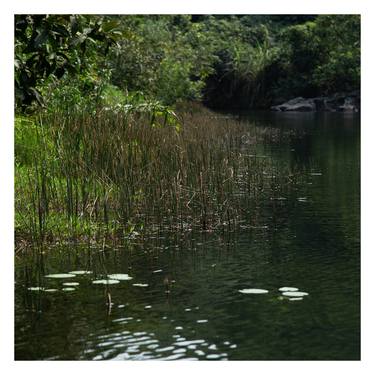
[{"left": 15, "top": 105, "right": 296, "bottom": 249}]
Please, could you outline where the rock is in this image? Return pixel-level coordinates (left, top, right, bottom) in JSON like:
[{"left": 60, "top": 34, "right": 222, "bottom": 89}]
[
  {"left": 338, "top": 97, "right": 358, "bottom": 112},
  {"left": 271, "top": 97, "right": 316, "bottom": 112},
  {"left": 271, "top": 91, "right": 360, "bottom": 112}
]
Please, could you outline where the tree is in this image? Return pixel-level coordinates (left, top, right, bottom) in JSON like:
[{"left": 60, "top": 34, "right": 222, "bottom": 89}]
[
  {"left": 312, "top": 15, "right": 360, "bottom": 93},
  {"left": 15, "top": 15, "right": 121, "bottom": 109}
]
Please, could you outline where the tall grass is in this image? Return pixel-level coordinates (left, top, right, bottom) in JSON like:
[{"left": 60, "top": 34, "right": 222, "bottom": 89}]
[{"left": 15, "top": 105, "right": 295, "bottom": 249}]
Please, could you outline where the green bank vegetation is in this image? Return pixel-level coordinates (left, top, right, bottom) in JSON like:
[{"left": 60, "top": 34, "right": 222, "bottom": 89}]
[
  {"left": 16, "top": 106, "right": 296, "bottom": 247},
  {"left": 15, "top": 15, "right": 360, "bottom": 249},
  {"left": 15, "top": 15, "right": 360, "bottom": 111}
]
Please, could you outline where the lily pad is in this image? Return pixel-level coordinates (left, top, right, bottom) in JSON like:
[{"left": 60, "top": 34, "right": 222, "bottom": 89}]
[
  {"left": 133, "top": 283, "right": 149, "bottom": 287},
  {"left": 44, "top": 289, "right": 58, "bottom": 292},
  {"left": 279, "top": 287, "right": 299, "bottom": 292},
  {"left": 92, "top": 279, "right": 120, "bottom": 285},
  {"left": 27, "top": 287, "right": 44, "bottom": 291},
  {"left": 153, "top": 269, "right": 163, "bottom": 273},
  {"left": 45, "top": 273, "right": 76, "bottom": 279},
  {"left": 63, "top": 282, "right": 79, "bottom": 286},
  {"left": 289, "top": 297, "right": 304, "bottom": 301},
  {"left": 239, "top": 288, "right": 269, "bottom": 294},
  {"left": 69, "top": 270, "right": 92, "bottom": 275},
  {"left": 108, "top": 274, "right": 133, "bottom": 281},
  {"left": 62, "top": 287, "right": 75, "bottom": 292},
  {"left": 282, "top": 291, "right": 309, "bottom": 297}
]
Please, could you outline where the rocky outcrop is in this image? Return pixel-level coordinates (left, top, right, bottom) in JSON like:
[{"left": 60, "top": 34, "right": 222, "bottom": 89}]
[
  {"left": 271, "top": 91, "right": 360, "bottom": 112},
  {"left": 271, "top": 97, "right": 316, "bottom": 112}
]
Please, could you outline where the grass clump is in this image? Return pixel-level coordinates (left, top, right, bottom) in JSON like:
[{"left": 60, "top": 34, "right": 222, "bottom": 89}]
[{"left": 15, "top": 104, "right": 293, "bottom": 250}]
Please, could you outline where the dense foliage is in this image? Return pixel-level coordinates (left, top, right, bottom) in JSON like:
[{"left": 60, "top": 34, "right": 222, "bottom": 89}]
[
  {"left": 15, "top": 14, "right": 360, "bottom": 111},
  {"left": 14, "top": 14, "right": 360, "bottom": 248}
]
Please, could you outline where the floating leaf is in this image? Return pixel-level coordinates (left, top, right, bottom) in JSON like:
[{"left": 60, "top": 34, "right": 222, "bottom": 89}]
[
  {"left": 62, "top": 287, "right": 75, "bottom": 292},
  {"left": 92, "top": 279, "right": 120, "bottom": 285},
  {"left": 279, "top": 287, "right": 299, "bottom": 292},
  {"left": 133, "top": 283, "right": 148, "bottom": 287},
  {"left": 282, "top": 291, "right": 309, "bottom": 297},
  {"left": 238, "top": 288, "right": 269, "bottom": 294},
  {"left": 112, "top": 317, "right": 133, "bottom": 323},
  {"left": 69, "top": 270, "right": 92, "bottom": 275},
  {"left": 289, "top": 297, "right": 303, "bottom": 301},
  {"left": 28, "top": 287, "right": 44, "bottom": 291},
  {"left": 108, "top": 274, "right": 133, "bottom": 281},
  {"left": 44, "top": 289, "right": 58, "bottom": 292},
  {"left": 45, "top": 273, "right": 76, "bottom": 279},
  {"left": 63, "top": 282, "right": 79, "bottom": 286},
  {"left": 153, "top": 269, "right": 163, "bottom": 273},
  {"left": 145, "top": 305, "right": 152, "bottom": 309},
  {"left": 197, "top": 320, "right": 208, "bottom": 323},
  {"left": 310, "top": 172, "right": 322, "bottom": 176}
]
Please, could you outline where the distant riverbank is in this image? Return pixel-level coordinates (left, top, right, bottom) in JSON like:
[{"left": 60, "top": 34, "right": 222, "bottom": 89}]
[{"left": 271, "top": 91, "right": 360, "bottom": 112}]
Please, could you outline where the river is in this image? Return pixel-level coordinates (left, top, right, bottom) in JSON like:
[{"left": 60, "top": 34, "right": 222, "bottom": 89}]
[{"left": 15, "top": 111, "right": 360, "bottom": 360}]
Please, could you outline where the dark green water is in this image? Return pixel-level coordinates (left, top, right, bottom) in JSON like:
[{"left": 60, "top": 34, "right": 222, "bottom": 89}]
[{"left": 15, "top": 112, "right": 360, "bottom": 360}]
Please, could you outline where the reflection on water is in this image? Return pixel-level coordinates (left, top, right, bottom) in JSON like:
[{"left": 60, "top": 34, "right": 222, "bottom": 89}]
[{"left": 15, "top": 112, "right": 360, "bottom": 360}]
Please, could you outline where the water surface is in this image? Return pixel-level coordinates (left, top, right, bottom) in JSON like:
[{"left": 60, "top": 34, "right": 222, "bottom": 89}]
[{"left": 15, "top": 112, "right": 360, "bottom": 360}]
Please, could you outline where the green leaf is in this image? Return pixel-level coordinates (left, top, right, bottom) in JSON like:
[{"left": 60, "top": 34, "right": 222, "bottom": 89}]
[
  {"left": 101, "top": 20, "right": 120, "bottom": 33},
  {"left": 34, "top": 30, "right": 49, "bottom": 48}
]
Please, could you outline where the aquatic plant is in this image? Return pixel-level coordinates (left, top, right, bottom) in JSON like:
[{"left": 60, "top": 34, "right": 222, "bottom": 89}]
[
  {"left": 282, "top": 291, "right": 309, "bottom": 297},
  {"left": 45, "top": 273, "right": 76, "bottom": 279},
  {"left": 108, "top": 274, "right": 133, "bottom": 281},
  {"left": 238, "top": 288, "right": 269, "bottom": 294},
  {"left": 92, "top": 279, "right": 120, "bottom": 285},
  {"left": 15, "top": 105, "right": 297, "bottom": 249}
]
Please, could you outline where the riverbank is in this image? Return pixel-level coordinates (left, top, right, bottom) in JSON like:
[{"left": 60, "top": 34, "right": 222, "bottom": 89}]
[
  {"left": 15, "top": 105, "right": 300, "bottom": 252},
  {"left": 271, "top": 91, "right": 360, "bottom": 112}
]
